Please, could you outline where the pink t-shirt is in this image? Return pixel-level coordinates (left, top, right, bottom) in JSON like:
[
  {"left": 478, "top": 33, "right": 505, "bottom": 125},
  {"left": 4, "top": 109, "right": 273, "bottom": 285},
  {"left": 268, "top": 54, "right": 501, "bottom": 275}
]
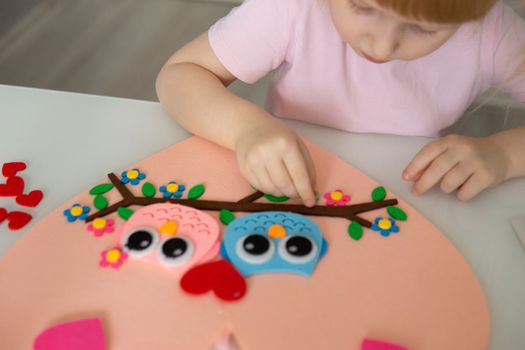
[{"left": 208, "top": 0, "right": 525, "bottom": 136}]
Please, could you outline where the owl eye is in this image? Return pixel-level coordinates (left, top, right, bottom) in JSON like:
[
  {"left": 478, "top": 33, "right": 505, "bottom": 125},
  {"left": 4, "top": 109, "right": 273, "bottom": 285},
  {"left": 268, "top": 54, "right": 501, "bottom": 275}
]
[
  {"left": 278, "top": 235, "right": 318, "bottom": 264},
  {"left": 122, "top": 227, "right": 159, "bottom": 257},
  {"left": 157, "top": 236, "right": 194, "bottom": 267},
  {"left": 236, "top": 234, "right": 275, "bottom": 264}
]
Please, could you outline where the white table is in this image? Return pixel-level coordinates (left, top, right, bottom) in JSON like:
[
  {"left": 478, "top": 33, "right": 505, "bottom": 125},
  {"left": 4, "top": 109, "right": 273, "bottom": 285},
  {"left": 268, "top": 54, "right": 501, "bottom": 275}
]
[{"left": 1, "top": 84, "right": 524, "bottom": 349}]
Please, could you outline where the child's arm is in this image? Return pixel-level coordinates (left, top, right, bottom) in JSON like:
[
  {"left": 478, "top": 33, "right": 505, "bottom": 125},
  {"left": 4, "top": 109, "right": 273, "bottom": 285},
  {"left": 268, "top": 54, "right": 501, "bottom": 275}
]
[
  {"left": 403, "top": 124, "right": 525, "bottom": 201},
  {"left": 156, "top": 32, "right": 317, "bottom": 206}
]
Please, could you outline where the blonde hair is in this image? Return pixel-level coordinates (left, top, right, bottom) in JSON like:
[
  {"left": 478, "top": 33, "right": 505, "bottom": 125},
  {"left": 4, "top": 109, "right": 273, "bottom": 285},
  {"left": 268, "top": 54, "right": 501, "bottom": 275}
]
[{"left": 374, "top": 0, "right": 498, "bottom": 23}]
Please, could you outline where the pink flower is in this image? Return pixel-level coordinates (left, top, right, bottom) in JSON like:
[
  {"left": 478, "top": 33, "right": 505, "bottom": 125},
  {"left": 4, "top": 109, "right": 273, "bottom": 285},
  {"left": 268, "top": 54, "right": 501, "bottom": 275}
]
[
  {"left": 99, "top": 246, "right": 128, "bottom": 269},
  {"left": 87, "top": 218, "right": 115, "bottom": 237},
  {"left": 323, "top": 189, "right": 351, "bottom": 206}
]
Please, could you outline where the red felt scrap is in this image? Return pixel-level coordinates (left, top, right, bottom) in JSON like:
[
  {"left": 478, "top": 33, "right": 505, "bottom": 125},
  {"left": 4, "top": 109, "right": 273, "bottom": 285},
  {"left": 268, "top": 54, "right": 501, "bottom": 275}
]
[
  {"left": 0, "top": 208, "right": 6, "bottom": 224},
  {"left": 180, "top": 259, "right": 247, "bottom": 302},
  {"left": 6, "top": 211, "right": 32, "bottom": 231},
  {"left": 16, "top": 190, "right": 44, "bottom": 208},
  {"left": 0, "top": 176, "right": 25, "bottom": 197},
  {"left": 2, "top": 162, "right": 26, "bottom": 178},
  {"left": 33, "top": 317, "right": 106, "bottom": 350}
]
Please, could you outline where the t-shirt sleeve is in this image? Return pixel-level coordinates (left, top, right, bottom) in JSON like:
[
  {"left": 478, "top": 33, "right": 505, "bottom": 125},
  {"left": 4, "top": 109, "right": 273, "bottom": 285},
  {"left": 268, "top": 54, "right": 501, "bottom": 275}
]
[
  {"left": 482, "top": 2, "right": 525, "bottom": 102},
  {"left": 208, "top": 0, "right": 292, "bottom": 84}
]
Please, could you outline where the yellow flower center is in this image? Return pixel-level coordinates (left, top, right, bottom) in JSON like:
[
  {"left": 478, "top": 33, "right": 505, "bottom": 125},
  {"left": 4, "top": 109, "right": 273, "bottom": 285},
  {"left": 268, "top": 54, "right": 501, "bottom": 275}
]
[
  {"left": 127, "top": 170, "right": 139, "bottom": 179},
  {"left": 93, "top": 218, "right": 107, "bottom": 230},
  {"left": 106, "top": 249, "right": 121, "bottom": 263},
  {"left": 331, "top": 191, "right": 343, "bottom": 201},
  {"left": 378, "top": 219, "right": 392, "bottom": 230},
  {"left": 70, "top": 206, "right": 83, "bottom": 216},
  {"left": 167, "top": 183, "right": 179, "bottom": 193}
]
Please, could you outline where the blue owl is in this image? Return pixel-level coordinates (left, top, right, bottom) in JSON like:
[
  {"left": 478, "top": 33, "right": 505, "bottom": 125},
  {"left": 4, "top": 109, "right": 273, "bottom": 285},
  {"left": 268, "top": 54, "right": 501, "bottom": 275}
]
[{"left": 220, "top": 212, "right": 328, "bottom": 277}]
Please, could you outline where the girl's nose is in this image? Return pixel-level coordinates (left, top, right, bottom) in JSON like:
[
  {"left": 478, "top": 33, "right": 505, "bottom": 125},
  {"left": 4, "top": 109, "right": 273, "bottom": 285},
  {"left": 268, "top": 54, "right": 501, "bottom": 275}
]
[{"left": 370, "top": 24, "right": 400, "bottom": 60}]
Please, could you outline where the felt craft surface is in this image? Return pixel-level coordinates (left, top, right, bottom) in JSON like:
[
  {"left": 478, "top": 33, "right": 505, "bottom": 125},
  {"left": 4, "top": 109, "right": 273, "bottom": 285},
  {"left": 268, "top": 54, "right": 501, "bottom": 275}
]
[{"left": 0, "top": 137, "right": 489, "bottom": 350}]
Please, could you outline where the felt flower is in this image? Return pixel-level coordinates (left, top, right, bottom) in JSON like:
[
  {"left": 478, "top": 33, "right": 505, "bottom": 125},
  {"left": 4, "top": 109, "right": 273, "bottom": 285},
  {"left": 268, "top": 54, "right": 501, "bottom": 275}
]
[
  {"left": 323, "top": 189, "right": 351, "bottom": 206},
  {"left": 99, "top": 246, "right": 128, "bottom": 269},
  {"left": 371, "top": 217, "right": 400, "bottom": 237},
  {"left": 121, "top": 168, "right": 146, "bottom": 186},
  {"left": 160, "top": 181, "right": 186, "bottom": 199},
  {"left": 87, "top": 218, "right": 115, "bottom": 237},
  {"left": 64, "top": 204, "right": 90, "bottom": 222}
]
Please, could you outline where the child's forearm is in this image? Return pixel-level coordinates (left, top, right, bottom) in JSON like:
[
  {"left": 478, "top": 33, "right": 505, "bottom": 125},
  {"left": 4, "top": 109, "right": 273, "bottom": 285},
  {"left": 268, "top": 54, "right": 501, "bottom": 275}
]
[
  {"left": 489, "top": 124, "right": 525, "bottom": 179},
  {"left": 156, "top": 62, "right": 274, "bottom": 150}
]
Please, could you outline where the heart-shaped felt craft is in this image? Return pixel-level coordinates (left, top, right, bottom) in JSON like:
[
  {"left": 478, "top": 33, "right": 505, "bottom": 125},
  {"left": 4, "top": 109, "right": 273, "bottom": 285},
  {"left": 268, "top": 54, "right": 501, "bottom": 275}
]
[
  {"left": 0, "top": 176, "right": 25, "bottom": 197},
  {"left": 181, "top": 260, "right": 246, "bottom": 301},
  {"left": 16, "top": 190, "right": 44, "bottom": 208},
  {"left": 33, "top": 318, "right": 105, "bottom": 350},
  {"left": 2, "top": 162, "right": 26, "bottom": 178},
  {"left": 0, "top": 208, "right": 6, "bottom": 224},
  {"left": 6, "top": 211, "right": 32, "bottom": 231}
]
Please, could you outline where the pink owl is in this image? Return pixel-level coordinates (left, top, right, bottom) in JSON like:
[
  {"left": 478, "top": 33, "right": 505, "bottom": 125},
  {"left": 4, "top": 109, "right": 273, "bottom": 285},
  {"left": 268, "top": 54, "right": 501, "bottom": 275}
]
[{"left": 115, "top": 203, "right": 221, "bottom": 273}]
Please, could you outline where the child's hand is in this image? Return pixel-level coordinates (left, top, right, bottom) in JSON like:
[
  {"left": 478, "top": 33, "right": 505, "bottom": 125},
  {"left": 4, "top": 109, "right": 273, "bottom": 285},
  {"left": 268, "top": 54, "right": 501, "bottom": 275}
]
[
  {"left": 403, "top": 135, "right": 510, "bottom": 201},
  {"left": 235, "top": 118, "right": 317, "bottom": 207}
]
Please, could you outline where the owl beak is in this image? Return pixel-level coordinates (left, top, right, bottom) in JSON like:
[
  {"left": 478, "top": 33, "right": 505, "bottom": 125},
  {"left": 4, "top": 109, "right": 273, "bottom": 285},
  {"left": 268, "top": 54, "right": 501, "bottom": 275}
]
[
  {"left": 268, "top": 224, "right": 286, "bottom": 238},
  {"left": 159, "top": 221, "right": 178, "bottom": 236}
]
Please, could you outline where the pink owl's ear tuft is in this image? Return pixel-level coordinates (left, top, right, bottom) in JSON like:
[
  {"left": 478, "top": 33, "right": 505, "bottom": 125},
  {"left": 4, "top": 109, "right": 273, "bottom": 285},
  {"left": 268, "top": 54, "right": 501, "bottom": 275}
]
[{"left": 33, "top": 317, "right": 106, "bottom": 350}]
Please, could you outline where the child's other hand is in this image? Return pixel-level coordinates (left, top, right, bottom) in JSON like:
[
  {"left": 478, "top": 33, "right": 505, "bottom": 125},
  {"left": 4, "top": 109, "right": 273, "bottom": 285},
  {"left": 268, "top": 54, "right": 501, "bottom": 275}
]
[
  {"left": 402, "top": 135, "right": 510, "bottom": 201},
  {"left": 235, "top": 118, "right": 317, "bottom": 207}
]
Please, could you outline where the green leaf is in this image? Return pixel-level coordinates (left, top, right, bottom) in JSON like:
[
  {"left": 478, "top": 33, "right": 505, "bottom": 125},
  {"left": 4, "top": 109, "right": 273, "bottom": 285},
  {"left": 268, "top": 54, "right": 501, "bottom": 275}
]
[
  {"left": 188, "top": 184, "right": 205, "bottom": 199},
  {"left": 371, "top": 186, "right": 386, "bottom": 201},
  {"left": 348, "top": 221, "right": 364, "bottom": 241},
  {"left": 220, "top": 209, "right": 236, "bottom": 225},
  {"left": 387, "top": 206, "right": 407, "bottom": 221},
  {"left": 89, "top": 183, "right": 114, "bottom": 195},
  {"left": 118, "top": 207, "right": 135, "bottom": 221},
  {"left": 263, "top": 194, "right": 290, "bottom": 203},
  {"left": 93, "top": 195, "right": 108, "bottom": 210},
  {"left": 141, "top": 182, "right": 156, "bottom": 198}
]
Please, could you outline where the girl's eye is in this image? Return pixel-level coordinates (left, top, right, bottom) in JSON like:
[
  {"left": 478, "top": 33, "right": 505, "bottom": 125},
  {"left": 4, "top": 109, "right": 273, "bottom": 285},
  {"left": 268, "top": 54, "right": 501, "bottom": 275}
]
[
  {"left": 349, "top": 1, "right": 375, "bottom": 15},
  {"left": 408, "top": 24, "right": 436, "bottom": 36}
]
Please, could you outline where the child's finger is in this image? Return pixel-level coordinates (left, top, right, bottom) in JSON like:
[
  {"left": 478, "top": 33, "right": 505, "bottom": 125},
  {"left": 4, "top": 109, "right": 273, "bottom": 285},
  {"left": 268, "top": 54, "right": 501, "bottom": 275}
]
[
  {"left": 266, "top": 160, "right": 298, "bottom": 198},
  {"left": 439, "top": 163, "right": 472, "bottom": 194},
  {"left": 456, "top": 172, "right": 491, "bottom": 201},
  {"left": 412, "top": 152, "right": 458, "bottom": 194},
  {"left": 283, "top": 145, "right": 316, "bottom": 207},
  {"left": 403, "top": 139, "right": 448, "bottom": 181},
  {"left": 250, "top": 164, "right": 282, "bottom": 196}
]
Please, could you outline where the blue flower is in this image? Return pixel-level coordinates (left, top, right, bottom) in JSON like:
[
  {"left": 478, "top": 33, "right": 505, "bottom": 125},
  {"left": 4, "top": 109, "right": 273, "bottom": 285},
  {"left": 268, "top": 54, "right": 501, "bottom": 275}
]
[
  {"left": 160, "top": 181, "right": 186, "bottom": 199},
  {"left": 64, "top": 203, "right": 91, "bottom": 222},
  {"left": 121, "top": 168, "right": 146, "bottom": 186},
  {"left": 371, "top": 217, "right": 399, "bottom": 237}
]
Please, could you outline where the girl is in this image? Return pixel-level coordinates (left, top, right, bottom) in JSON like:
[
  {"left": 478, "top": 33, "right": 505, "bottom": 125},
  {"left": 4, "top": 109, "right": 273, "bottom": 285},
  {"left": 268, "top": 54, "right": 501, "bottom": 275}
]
[{"left": 156, "top": 0, "right": 525, "bottom": 207}]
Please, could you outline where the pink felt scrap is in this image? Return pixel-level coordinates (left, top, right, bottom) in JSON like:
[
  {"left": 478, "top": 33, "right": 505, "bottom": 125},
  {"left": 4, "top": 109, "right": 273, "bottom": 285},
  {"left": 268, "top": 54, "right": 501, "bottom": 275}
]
[
  {"left": 33, "top": 318, "right": 105, "bottom": 350},
  {"left": 361, "top": 339, "right": 408, "bottom": 350}
]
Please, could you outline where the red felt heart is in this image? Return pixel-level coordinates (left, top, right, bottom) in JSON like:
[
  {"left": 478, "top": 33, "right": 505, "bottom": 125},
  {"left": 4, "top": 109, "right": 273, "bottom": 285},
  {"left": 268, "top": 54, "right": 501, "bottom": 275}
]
[
  {"left": 2, "top": 162, "right": 26, "bottom": 178},
  {"left": 0, "top": 176, "right": 24, "bottom": 197},
  {"left": 16, "top": 190, "right": 44, "bottom": 208},
  {"left": 6, "top": 211, "right": 32, "bottom": 231},
  {"left": 33, "top": 318, "right": 106, "bottom": 350},
  {"left": 0, "top": 208, "right": 6, "bottom": 224},
  {"left": 180, "top": 259, "right": 247, "bottom": 302}
]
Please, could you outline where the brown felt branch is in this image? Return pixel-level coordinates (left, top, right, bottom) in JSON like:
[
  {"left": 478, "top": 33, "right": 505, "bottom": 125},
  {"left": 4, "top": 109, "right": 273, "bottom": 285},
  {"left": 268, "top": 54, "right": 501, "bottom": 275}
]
[{"left": 85, "top": 173, "right": 398, "bottom": 228}]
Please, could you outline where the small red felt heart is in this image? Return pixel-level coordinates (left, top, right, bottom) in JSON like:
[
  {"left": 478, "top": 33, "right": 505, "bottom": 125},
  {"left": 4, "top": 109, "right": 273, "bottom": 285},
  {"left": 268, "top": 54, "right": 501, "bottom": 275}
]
[
  {"left": 16, "top": 190, "right": 43, "bottom": 208},
  {"left": 180, "top": 259, "right": 246, "bottom": 302},
  {"left": 2, "top": 162, "right": 26, "bottom": 178},
  {"left": 0, "top": 208, "right": 7, "bottom": 224},
  {"left": 33, "top": 318, "right": 106, "bottom": 350},
  {"left": 0, "top": 176, "right": 25, "bottom": 197},
  {"left": 6, "top": 211, "right": 32, "bottom": 231}
]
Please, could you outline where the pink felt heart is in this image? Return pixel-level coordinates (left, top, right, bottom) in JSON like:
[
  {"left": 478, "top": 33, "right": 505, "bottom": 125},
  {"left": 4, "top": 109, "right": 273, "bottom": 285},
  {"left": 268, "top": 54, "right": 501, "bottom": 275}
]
[
  {"left": 2, "top": 162, "right": 26, "bottom": 178},
  {"left": 16, "top": 190, "right": 44, "bottom": 208},
  {"left": 6, "top": 211, "right": 32, "bottom": 231},
  {"left": 0, "top": 208, "right": 6, "bottom": 224},
  {"left": 180, "top": 259, "right": 246, "bottom": 301},
  {"left": 0, "top": 176, "right": 25, "bottom": 197},
  {"left": 33, "top": 318, "right": 106, "bottom": 350},
  {"left": 361, "top": 339, "right": 408, "bottom": 350}
]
